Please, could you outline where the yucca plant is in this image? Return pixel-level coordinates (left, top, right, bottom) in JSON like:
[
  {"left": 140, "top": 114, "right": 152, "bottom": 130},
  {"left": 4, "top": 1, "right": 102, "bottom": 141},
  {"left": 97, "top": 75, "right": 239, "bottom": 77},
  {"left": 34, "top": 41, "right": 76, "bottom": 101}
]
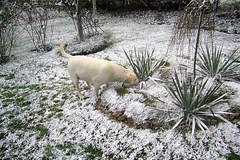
[
  {"left": 124, "top": 47, "right": 167, "bottom": 88},
  {"left": 198, "top": 45, "right": 240, "bottom": 80},
  {"left": 167, "top": 71, "right": 231, "bottom": 136}
]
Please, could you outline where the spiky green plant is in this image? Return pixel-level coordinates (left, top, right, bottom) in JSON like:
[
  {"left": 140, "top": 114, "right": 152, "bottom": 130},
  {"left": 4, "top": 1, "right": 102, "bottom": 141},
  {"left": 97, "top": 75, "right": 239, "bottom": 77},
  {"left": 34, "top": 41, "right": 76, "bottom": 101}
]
[
  {"left": 167, "top": 71, "right": 231, "bottom": 136},
  {"left": 198, "top": 45, "right": 240, "bottom": 80},
  {"left": 124, "top": 47, "right": 167, "bottom": 83}
]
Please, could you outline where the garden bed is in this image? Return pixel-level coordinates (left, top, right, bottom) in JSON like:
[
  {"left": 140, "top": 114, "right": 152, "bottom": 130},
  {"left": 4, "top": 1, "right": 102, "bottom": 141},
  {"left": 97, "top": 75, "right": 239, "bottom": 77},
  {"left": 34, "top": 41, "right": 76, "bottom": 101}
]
[{"left": 0, "top": 11, "right": 240, "bottom": 159}]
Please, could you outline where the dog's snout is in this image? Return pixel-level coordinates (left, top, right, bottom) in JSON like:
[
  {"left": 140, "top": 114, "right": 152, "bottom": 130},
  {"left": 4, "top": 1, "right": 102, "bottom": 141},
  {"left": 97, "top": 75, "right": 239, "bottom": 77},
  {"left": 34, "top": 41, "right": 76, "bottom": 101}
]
[{"left": 130, "top": 78, "right": 139, "bottom": 85}]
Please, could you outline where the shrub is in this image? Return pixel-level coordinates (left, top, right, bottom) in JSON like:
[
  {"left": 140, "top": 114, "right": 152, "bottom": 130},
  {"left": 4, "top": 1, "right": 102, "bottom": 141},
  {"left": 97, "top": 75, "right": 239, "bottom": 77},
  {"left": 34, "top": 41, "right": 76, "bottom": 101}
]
[
  {"left": 124, "top": 47, "right": 167, "bottom": 83},
  {"left": 0, "top": 2, "right": 17, "bottom": 63},
  {"left": 197, "top": 45, "right": 240, "bottom": 81},
  {"left": 167, "top": 71, "right": 231, "bottom": 136},
  {"left": 19, "top": 5, "right": 54, "bottom": 52}
]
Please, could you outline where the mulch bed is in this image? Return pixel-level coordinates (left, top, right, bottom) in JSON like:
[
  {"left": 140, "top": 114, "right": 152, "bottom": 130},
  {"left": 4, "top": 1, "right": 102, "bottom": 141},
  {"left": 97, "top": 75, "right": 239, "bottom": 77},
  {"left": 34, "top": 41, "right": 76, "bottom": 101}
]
[{"left": 96, "top": 101, "right": 240, "bottom": 132}]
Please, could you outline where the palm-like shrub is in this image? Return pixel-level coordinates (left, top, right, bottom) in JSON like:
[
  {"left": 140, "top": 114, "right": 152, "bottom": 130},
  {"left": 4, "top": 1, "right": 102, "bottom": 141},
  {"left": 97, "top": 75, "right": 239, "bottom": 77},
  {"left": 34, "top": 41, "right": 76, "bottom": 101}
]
[
  {"left": 167, "top": 72, "right": 230, "bottom": 136},
  {"left": 124, "top": 47, "right": 167, "bottom": 82},
  {"left": 198, "top": 45, "right": 240, "bottom": 80}
]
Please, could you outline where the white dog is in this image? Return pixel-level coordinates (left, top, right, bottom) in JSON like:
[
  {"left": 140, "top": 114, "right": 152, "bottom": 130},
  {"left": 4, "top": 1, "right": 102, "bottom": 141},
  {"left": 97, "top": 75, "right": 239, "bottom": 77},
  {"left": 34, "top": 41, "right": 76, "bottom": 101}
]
[{"left": 60, "top": 41, "right": 139, "bottom": 99}]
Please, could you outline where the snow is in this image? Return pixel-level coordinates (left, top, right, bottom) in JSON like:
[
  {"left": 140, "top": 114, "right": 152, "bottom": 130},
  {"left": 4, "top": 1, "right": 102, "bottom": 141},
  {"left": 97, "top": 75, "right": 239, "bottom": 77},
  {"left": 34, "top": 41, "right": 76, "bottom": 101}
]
[{"left": 0, "top": 12, "right": 240, "bottom": 159}]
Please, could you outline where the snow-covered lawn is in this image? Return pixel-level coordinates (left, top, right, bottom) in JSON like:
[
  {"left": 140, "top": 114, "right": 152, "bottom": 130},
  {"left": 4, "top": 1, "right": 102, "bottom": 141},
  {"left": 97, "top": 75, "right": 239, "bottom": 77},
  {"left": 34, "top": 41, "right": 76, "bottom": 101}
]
[{"left": 0, "top": 12, "right": 240, "bottom": 159}]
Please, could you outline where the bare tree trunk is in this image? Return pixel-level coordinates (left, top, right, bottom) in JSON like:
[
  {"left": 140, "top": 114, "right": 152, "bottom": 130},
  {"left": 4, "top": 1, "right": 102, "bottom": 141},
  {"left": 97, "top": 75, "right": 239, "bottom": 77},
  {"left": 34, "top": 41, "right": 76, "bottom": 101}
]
[{"left": 77, "top": 0, "right": 84, "bottom": 41}]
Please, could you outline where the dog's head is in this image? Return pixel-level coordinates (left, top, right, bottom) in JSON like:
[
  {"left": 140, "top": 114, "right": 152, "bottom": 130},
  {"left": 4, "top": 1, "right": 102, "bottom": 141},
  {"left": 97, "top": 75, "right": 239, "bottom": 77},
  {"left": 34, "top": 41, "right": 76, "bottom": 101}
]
[{"left": 124, "top": 69, "right": 139, "bottom": 85}]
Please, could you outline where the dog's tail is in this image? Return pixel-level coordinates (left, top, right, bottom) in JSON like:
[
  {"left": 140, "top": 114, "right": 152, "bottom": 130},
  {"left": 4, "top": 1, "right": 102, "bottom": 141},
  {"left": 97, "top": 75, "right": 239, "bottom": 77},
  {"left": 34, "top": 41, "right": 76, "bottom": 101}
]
[{"left": 60, "top": 41, "right": 72, "bottom": 59}]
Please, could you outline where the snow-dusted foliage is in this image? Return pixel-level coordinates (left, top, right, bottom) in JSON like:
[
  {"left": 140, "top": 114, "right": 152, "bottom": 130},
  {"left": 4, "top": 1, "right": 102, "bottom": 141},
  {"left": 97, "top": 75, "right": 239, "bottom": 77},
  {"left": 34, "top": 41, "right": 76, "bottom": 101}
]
[{"left": 0, "top": 12, "right": 239, "bottom": 159}]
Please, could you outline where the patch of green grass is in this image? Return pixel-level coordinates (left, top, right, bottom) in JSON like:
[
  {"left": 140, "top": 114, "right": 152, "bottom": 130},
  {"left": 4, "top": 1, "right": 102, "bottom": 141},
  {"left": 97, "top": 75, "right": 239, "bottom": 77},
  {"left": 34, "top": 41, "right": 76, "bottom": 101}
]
[
  {"left": 2, "top": 98, "right": 15, "bottom": 106},
  {"left": 0, "top": 146, "right": 7, "bottom": 157},
  {"left": 5, "top": 73, "right": 15, "bottom": 80},
  {"left": 60, "top": 127, "right": 67, "bottom": 134},
  {"left": 47, "top": 112, "right": 64, "bottom": 119},
  {"left": 49, "top": 107, "right": 63, "bottom": 113},
  {"left": 0, "top": 133, "right": 6, "bottom": 140},
  {"left": 226, "top": 151, "right": 240, "bottom": 160},
  {"left": 1, "top": 111, "right": 15, "bottom": 119},
  {"left": 85, "top": 145, "right": 103, "bottom": 159},
  {"left": 47, "top": 113, "right": 55, "bottom": 119},
  {"left": 2, "top": 96, "right": 31, "bottom": 107},
  {"left": 0, "top": 118, "right": 3, "bottom": 124},
  {"left": 29, "top": 108, "right": 46, "bottom": 118},
  {"left": 41, "top": 96, "right": 48, "bottom": 101},
  {"left": 115, "top": 87, "right": 128, "bottom": 96},
  {"left": 55, "top": 113, "right": 64, "bottom": 119},
  {"left": 36, "top": 108, "right": 47, "bottom": 116},
  {"left": 34, "top": 124, "right": 49, "bottom": 139},
  {"left": 47, "top": 107, "right": 64, "bottom": 119},
  {"left": 56, "top": 142, "right": 76, "bottom": 155},
  {"left": 43, "top": 144, "right": 55, "bottom": 159},
  {"left": 2, "top": 84, "right": 47, "bottom": 91},
  {"left": 28, "top": 84, "right": 46, "bottom": 91},
  {"left": 15, "top": 97, "right": 31, "bottom": 107},
  {"left": 60, "top": 76, "right": 70, "bottom": 80},
  {"left": 53, "top": 99, "right": 61, "bottom": 103},
  {"left": 51, "top": 93, "right": 59, "bottom": 101},
  {"left": 143, "top": 98, "right": 156, "bottom": 106},
  {"left": 1, "top": 91, "right": 16, "bottom": 98},
  {"left": 0, "top": 73, "right": 15, "bottom": 80},
  {"left": 8, "top": 119, "right": 27, "bottom": 131},
  {"left": 1, "top": 84, "right": 51, "bottom": 108},
  {"left": 47, "top": 112, "right": 63, "bottom": 119}
]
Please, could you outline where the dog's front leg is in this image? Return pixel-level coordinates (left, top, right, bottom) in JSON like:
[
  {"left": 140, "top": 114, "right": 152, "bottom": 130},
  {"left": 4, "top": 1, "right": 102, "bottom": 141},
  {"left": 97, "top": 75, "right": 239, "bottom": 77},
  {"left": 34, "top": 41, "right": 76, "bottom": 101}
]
[{"left": 93, "top": 83, "right": 101, "bottom": 101}]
